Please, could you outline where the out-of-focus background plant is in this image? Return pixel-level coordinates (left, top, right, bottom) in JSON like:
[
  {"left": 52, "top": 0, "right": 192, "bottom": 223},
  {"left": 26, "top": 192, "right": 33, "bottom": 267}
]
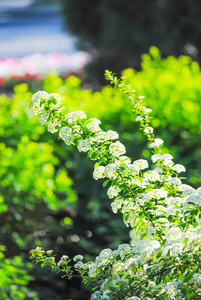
[{"left": 1, "top": 0, "right": 201, "bottom": 299}]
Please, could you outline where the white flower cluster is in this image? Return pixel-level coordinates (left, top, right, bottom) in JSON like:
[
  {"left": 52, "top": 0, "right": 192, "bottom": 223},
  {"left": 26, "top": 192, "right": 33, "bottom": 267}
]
[
  {"left": 30, "top": 87, "right": 201, "bottom": 299},
  {"left": 65, "top": 111, "right": 87, "bottom": 123},
  {"left": 86, "top": 118, "right": 101, "bottom": 133}
]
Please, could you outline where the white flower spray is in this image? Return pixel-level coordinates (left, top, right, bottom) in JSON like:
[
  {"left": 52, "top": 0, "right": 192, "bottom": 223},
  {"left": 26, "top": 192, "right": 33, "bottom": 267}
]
[{"left": 29, "top": 72, "right": 201, "bottom": 300}]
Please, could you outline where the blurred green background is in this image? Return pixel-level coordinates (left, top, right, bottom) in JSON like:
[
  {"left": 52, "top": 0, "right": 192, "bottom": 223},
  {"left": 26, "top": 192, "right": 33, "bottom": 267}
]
[{"left": 1, "top": 0, "right": 201, "bottom": 299}]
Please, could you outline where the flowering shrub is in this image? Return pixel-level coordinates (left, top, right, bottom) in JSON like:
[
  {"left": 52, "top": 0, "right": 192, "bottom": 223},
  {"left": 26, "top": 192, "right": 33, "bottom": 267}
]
[{"left": 29, "top": 71, "right": 201, "bottom": 299}]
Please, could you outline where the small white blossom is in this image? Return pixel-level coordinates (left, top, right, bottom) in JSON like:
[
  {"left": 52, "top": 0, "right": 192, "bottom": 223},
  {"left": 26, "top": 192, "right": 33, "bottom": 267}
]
[
  {"left": 104, "top": 164, "right": 118, "bottom": 179},
  {"left": 109, "top": 141, "right": 126, "bottom": 157},
  {"left": 168, "top": 177, "right": 182, "bottom": 186},
  {"left": 99, "top": 249, "right": 112, "bottom": 258},
  {"left": 38, "top": 112, "right": 50, "bottom": 125},
  {"left": 105, "top": 130, "right": 119, "bottom": 140},
  {"left": 172, "top": 164, "right": 186, "bottom": 173},
  {"left": 74, "top": 261, "right": 84, "bottom": 269},
  {"left": 162, "top": 154, "right": 173, "bottom": 160},
  {"left": 93, "top": 166, "right": 106, "bottom": 180},
  {"left": 118, "top": 244, "right": 131, "bottom": 258},
  {"left": 86, "top": 122, "right": 101, "bottom": 133},
  {"left": 90, "top": 291, "right": 102, "bottom": 300},
  {"left": 151, "top": 154, "right": 162, "bottom": 163},
  {"left": 111, "top": 199, "right": 124, "bottom": 213},
  {"left": 143, "top": 126, "right": 154, "bottom": 134},
  {"left": 48, "top": 93, "right": 61, "bottom": 102},
  {"left": 29, "top": 91, "right": 48, "bottom": 115},
  {"left": 147, "top": 189, "right": 168, "bottom": 199},
  {"left": 32, "top": 90, "right": 49, "bottom": 102},
  {"left": 78, "top": 139, "right": 92, "bottom": 152},
  {"left": 73, "top": 255, "right": 84, "bottom": 262},
  {"left": 135, "top": 116, "right": 143, "bottom": 122},
  {"left": 149, "top": 138, "right": 164, "bottom": 148},
  {"left": 107, "top": 185, "right": 121, "bottom": 199},
  {"left": 143, "top": 171, "right": 160, "bottom": 182},
  {"left": 133, "top": 159, "right": 148, "bottom": 170},
  {"left": 89, "top": 118, "right": 101, "bottom": 124},
  {"left": 65, "top": 111, "right": 87, "bottom": 123},
  {"left": 48, "top": 119, "right": 61, "bottom": 133}
]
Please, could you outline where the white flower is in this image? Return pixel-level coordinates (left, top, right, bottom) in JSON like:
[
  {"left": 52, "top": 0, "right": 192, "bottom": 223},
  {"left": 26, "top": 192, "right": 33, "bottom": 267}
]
[
  {"left": 86, "top": 122, "right": 101, "bottom": 133},
  {"left": 135, "top": 116, "right": 143, "bottom": 122},
  {"left": 31, "top": 91, "right": 49, "bottom": 102},
  {"left": 74, "top": 261, "right": 84, "bottom": 269},
  {"left": 163, "top": 243, "right": 183, "bottom": 257},
  {"left": 133, "top": 159, "right": 148, "bottom": 170},
  {"left": 118, "top": 244, "right": 131, "bottom": 258},
  {"left": 172, "top": 164, "right": 186, "bottom": 173},
  {"left": 65, "top": 111, "right": 87, "bottom": 123},
  {"left": 112, "top": 262, "right": 124, "bottom": 275},
  {"left": 162, "top": 154, "right": 173, "bottom": 160},
  {"left": 89, "top": 118, "right": 101, "bottom": 124},
  {"left": 109, "top": 141, "right": 126, "bottom": 157},
  {"left": 93, "top": 166, "right": 106, "bottom": 180},
  {"left": 143, "top": 126, "right": 154, "bottom": 134},
  {"left": 104, "top": 164, "right": 118, "bottom": 179},
  {"left": 168, "top": 177, "right": 182, "bottom": 186},
  {"left": 111, "top": 199, "right": 124, "bottom": 213},
  {"left": 29, "top": 91, "right": 48, "bottom": 115},
  {"left": 166, "top": 227, "right": 182, "bottom": 243},
  {"left": 105, "top": 130, "right": 119, "bottom": 140},
  {"left": 88, "top": 263, "right": 98, "bottom": 277},
  {"left": 99, "top": 249, "right": 112, "bottom": 258},
  {"left": 143, "top": 171, "right": 160, "bottom": 182},
  {"left": 125, "top": 164, "right": 139, "bottom": 176},
  {"left": 107, "top": 185, "right": 121, "bottom": 199},
  {"left": 48, "top": 93, "right": 61, "bottom": 102},
  {"left": 48, "top": 119, "right": 61, "bottom": 133},
  {"left": 57, "top": 254, "right": 69, "bottom": 266},
  {"left": 59, "top": 127, "right": 72, "bottom": 140},
  {"left": 149, "top": 138, "right": 164, "bottom": 148},
  {"left": 185, "top": 194, "right": 201, "bottom": 205},
  {"left": 147, "top": 188, "right": 168, "bottom": 199},
  {"left": 114, "top": 156, "right": 131, "bottom": 166},
  {"left": 73, "top": 255, "right": 84, "bottom": 262},
  {"left": 90, "top": 291, "right": 102, "bottom": 300},
  {"left": 179, "top": 184, "right": 195, "bottom": 194},
  {"left": 151, "top": 154, "right": 162, "bottom": 163},
  {"left": 78, "top": 139, "right": 92, "bottom": 152},
  {"left": 38, "top": 112, "right": 50, "bottom": 125}
]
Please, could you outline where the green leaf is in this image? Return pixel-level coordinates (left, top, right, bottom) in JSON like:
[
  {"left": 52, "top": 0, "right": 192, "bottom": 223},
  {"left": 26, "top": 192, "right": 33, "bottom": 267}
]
[{"left": 103, "top": 180, "right": 110, "bottom": 187}]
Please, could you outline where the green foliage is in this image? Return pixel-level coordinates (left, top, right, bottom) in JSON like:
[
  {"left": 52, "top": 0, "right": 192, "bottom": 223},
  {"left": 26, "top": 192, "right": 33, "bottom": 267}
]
[
  {"left": 0, "top": 246, "right": 38, "bottom": 300},
  {"left": 0, "top": 84, "right": 77, "bottom": 298},
  {"left": 42, "top": 49, "right": 201, "bottom": 187}
]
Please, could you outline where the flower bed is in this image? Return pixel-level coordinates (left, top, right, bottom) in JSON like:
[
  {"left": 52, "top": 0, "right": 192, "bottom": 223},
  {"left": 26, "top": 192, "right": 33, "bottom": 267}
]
[{"left": 0, "top": 51, "right": 91, "bottom": 87}]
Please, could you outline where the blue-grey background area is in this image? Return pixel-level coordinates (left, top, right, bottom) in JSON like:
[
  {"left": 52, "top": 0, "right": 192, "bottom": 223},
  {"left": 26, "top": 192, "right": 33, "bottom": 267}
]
[{"left": 0, "top": 0, "right": 77, "bottom": 58}]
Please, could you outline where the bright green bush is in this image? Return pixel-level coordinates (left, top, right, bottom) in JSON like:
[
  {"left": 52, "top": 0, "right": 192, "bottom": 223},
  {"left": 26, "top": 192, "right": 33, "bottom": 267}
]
[
  {"left": 0, "top": 246, "right": 38, "bottom": 300},
  {"left": 0, "top": 85, "right": 77, "bottom": 299},
  {"left": 42, "top": 48, "right": 201, "bottom": 188}
]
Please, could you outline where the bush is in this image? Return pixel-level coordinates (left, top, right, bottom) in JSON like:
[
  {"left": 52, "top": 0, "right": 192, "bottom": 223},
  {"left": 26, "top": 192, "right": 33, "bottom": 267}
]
[
  {"left": 29, "top": 73, "right": 201, "bottom": 299},
  {"left": 2, "top": 48, "right": 201, "bottom": 298}
]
